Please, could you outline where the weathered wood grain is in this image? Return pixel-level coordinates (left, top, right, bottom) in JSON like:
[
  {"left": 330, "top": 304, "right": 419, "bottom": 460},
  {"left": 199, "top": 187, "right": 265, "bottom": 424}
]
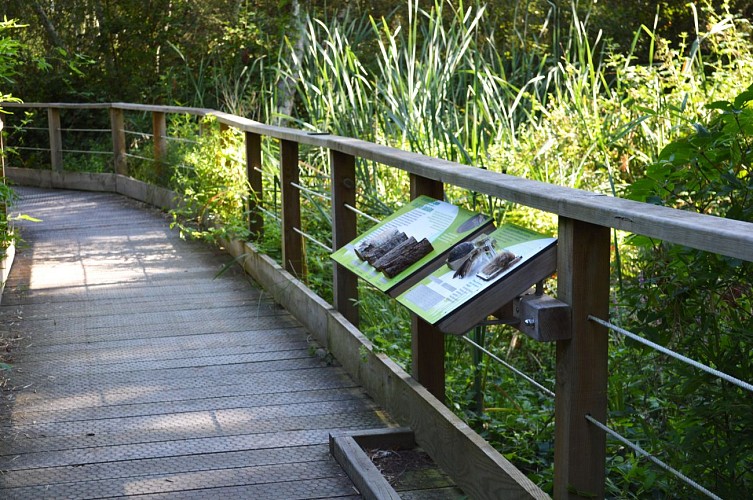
[
  {"left": 7, "top": 102, "right": 751, "bottom": 260},
  {"left": 232, "top": 237, "right": 548, "bottom": 498},
  {"left": 409, "top": 174, "right": 446, "bottom": 402},
  {"left": 1, "top": 174, "right": 541, "bottom": 498},
  {"left": 554, "top": 218, "right": 610, "bottom": 499},
  {"left": 110, "top": 107, "right": 127, "bottom": 175},
  {"left": 0, "top": 187, "right": 397, "bottom": 499},
  {"left": 280, "top": 139, "right": 303, "bottom": 276},
  {"left": 151, "top": 111, "right": 167, "bottom": 178},
  {"left": 46, "top": 107, "right": 62, "bottom": 171},
  {"left": 330, "top": 435, "right": 401, "bottom": 500},
  {"left": 246, "top": 131, "right": 263, "bottom": 240},
  {"left": 330, "top": 150, "right": 359, "bottom": 325}
]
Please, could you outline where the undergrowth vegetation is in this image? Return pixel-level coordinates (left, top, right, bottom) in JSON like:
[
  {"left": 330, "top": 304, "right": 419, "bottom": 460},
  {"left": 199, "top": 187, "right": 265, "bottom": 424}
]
[{"left": 7, "top": 0, "right": 752, "bottom": 496}]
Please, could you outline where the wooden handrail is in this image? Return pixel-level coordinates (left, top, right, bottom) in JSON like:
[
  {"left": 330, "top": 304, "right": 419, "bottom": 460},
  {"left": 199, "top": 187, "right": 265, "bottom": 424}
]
[
  {"left": 208, "top": 110, "right": 753, "bottom": 262},
  {"left": 3, "top": 101, "right": 752, "bottom": 261}
]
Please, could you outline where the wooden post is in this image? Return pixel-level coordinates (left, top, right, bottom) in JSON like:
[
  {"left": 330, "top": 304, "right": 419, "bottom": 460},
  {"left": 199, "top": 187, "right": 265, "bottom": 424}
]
[
  {"left": 246, "top": 131, "right": 263, "bottom": 241},
  {"left": 47, "top": 107, "right": 63, "bottom": 171},
  {"left": 0, "top": 115, "right": 5, "bottom": 178},
  {"left": 330, "top": 150, "right": 358, "bottom": 325},
  {"left": 110, "top": 107, "right": 127, "bottom": 175},
  {"left": 1, "top": 116, "right": 5, "bottom": 220},
  {"left": 409, "top": 173, "right": 445, "bottom": 401},
  {"left": 280, "top": 139, "right": 303, "bottom": 277},
  {"left": 410, "top": 174, "right": 444, "bottom": 201},
  {"left": 152, "top": 111, "right": 167, "bottom": 180},
  {"left": 554, "top": 217, "right": 610, "bottom": 499}
]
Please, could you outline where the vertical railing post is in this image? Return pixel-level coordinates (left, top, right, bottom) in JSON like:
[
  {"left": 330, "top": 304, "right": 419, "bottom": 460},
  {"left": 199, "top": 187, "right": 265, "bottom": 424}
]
[
  {"left": 245, "top": 131, "right": 263, "bottom": 241},
  {"left": 554, "top": 217, "right": 610, "bottom": 499},
  {"left": 0, "top": 115, "right": 5, "bottom": 178},
  {"left": 152, "top": 111, "right": 166, "bottom": 180},
  {"left": 280, "top": 139, "right": 303, "bottom": 277},
  {"left": 1, "top": 115, "right": 6, "bottom": 219},
  {"left": 47, "top": 107, "right": 63, "bottom": 171},
  {"left": 409, "top": 173, "right": 445, "bottom": 401},
  {"left": 330, "top": 150, "right": 358, "bottom": 325},
  {"left": 110, "top": 107, "right": 127, "bottom": 175}
]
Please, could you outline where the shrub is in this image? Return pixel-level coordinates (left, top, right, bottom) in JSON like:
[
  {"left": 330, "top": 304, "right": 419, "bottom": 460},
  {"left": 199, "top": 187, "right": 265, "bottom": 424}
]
[{"left": 617, "top": 84, "right": 753, "bottom": 498}]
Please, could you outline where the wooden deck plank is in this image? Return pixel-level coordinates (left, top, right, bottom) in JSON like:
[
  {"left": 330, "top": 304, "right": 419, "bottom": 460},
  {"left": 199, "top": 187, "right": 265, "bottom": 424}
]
[{"left": 0, "top": 188, "right": 390, "bottom": 498}]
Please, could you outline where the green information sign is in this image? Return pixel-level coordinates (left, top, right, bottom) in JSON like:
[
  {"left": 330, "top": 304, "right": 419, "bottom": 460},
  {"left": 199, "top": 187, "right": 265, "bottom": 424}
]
[
  {"left": 397, "top": 224, "right": 556, "bottom": 326},
  {"left": 330, "top": 196, "right": 492, "bottom": 297}
]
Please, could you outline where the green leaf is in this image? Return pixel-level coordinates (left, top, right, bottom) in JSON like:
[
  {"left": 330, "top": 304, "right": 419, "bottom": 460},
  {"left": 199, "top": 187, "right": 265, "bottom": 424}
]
[
  {"left": 12, "top": 214, "right": 42, "bottom": 222},
  {"left": 733, "top": 85, "right": 753, "bottom": 109},
  {"left": 706, "top": 100, "right": 733, "bottom": 111}
]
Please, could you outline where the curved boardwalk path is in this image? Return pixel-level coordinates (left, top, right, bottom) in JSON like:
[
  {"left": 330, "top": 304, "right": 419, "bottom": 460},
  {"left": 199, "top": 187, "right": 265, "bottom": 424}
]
[{"left": 0, "top": 187, "right": 393, "bottom": 499}]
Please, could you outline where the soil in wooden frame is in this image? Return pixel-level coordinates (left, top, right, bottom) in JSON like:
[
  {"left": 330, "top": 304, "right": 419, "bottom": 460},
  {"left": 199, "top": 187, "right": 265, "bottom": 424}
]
[{"left": 364, "top": 445, "right": 466, "bottom": 499}]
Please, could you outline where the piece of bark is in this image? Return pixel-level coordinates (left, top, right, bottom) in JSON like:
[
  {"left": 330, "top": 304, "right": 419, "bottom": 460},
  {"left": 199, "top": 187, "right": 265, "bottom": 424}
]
[
  {"left": 357, "top": 230, "right": 408, "bottom": 264},
  {"left": 354, "top": 229, "right": 399, "bottom": 260},
  {"left": 379, "top": 238, "right": 434, "bottom": 278},
  {"left": 372, "top": 236, "right": 417, "bottom": 270}
]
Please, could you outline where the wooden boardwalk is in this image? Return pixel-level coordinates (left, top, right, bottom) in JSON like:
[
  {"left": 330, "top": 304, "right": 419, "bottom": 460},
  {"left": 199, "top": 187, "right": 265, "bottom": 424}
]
[{"left": 0, "top": 188, "right": 423, "bottom": 498}]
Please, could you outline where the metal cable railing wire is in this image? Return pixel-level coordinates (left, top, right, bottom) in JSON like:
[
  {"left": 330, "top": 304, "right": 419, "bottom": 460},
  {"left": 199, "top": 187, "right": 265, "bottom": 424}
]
[
  {"left": 253, "top": 167, "right": 276, "bottom": 180},
  {"left": 256, "top": 205, "right": 282, "bottom": 224},
  {"left": 61, "top": 149, "right": 112, "bottom": 155},
  {"left": 289, "top": 181, "right": 331, "bottom": 201},
  {"left": 584, "top": 414, "right": 721, "bottom": 500},
  {"left": 292, "top": 226, "right": 332, "bottom": 252},
  {"left": 7, "top": 126, "right": 49, "bottom": 131},
  {"left": 589, "top": 315, "right": 753, "bottom": 393},
  {"left": 343, "top": 203, "right": 380, "bottom": 223},
  {"left": 461, "top": 335, "right": 555, "bottom": 398},
  {"left": 165, "top": 135, "right": 198, "bottom": 144},
  {"left": 60, "top": 127, "right": 110, "bottom": 133},
  {"left": 123, "top": 152, "right": 156, "bottom": 162},
  {"left": 9, "top": 146, "right": 50, "bottom": 152},
  {"left": 123, "top": 130, "right": 154, "bottom": 139}
]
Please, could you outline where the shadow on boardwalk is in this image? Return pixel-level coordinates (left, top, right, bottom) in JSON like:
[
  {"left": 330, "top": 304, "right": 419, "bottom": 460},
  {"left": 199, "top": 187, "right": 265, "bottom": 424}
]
[{"left": 0, "top": 187, "right": 388, "bottom": 498}]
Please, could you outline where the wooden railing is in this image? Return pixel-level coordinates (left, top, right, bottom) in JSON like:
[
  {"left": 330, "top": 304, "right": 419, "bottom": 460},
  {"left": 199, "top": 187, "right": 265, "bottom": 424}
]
[{"left": 3, "top": 102, "right": 752, "bottom": 499}]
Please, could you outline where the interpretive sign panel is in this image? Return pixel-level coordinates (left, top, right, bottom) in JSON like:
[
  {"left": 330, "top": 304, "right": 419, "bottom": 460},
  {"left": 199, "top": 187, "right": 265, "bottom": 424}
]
[
  {"left": 330, "top": 196, "right": 493, "bottom": 297},
  {"left": 397, "top": 224, "right": 557, "bottom": 334}
]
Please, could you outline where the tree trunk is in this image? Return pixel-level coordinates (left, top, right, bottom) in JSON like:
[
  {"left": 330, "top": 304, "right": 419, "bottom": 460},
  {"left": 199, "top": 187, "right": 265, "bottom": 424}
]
[
  {"left": 31, "top": 1, "right": 67, "bottom": 52},
  {"left": 275, "top": 0, "right": 305, "bottom": 125}
]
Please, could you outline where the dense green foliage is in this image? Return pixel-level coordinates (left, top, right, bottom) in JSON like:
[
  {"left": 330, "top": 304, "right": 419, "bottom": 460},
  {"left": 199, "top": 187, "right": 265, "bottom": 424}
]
[
  {"left": 169, "top": 117, "right": 251, "bottom": 243},
  {"left": 2, "top": 1, "right": 752, "bottom": 497},
  {"left": 0, "top": 18, "right": 29, "bottom": 257},
  {"left": 5, "top": 0, "right": 751, "bottom": 106},
  {"left": 617, "top": 85, "right": 753, "bottom": 498}
]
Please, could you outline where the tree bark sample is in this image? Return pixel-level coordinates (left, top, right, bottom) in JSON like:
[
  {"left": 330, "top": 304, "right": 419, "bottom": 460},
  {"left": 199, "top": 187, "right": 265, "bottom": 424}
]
[
  {"left": 376, "top": 237, "right": 434, "bottom": 278},
  {"left": 356, "top": 230, "right": 408, "bottom": 264}
]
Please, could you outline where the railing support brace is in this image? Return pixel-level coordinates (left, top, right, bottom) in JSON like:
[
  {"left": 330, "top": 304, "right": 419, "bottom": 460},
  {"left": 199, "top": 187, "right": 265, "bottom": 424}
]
[
  {"left": 409, "top": 173, "right": 445, "bottom": 402},
  {"left": 330, "top": 150, "right": 358, "bottom": 325},
  {"left": 245, "top": 132, "right": 263, "bottom": 241},
  {"left": 110, "top": 107, "right": 127, "bottom": 175},
  {"left": 47, "top": 107, "right": 63, "bottom": 171},
  {"left": 554, "top": 217, "right": 610, "bottom": 499},
  {"left": 280, "top": 139, "right": 303, "bottom": 277}
]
